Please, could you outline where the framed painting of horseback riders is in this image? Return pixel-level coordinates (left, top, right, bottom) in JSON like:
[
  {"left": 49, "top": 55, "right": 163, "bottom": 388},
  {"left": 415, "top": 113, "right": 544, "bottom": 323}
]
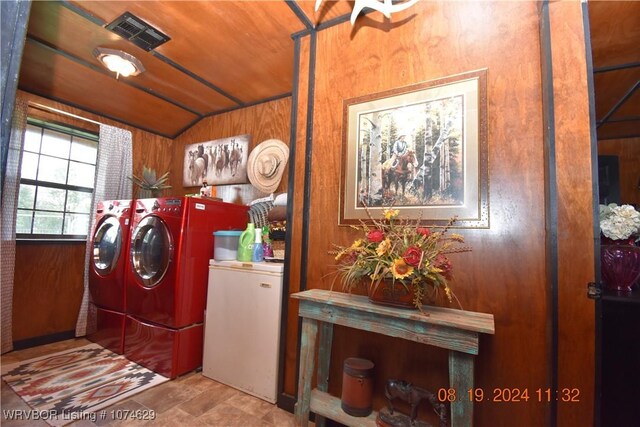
[
  {"left": 182, "top": 134, "right": 250, "bottom": 187},
  {"left": 339, "top": 69, "right": 489, "bottom": 228}
]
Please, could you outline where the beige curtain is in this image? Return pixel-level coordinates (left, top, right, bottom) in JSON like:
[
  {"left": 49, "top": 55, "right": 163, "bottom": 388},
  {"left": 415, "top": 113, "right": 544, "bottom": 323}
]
[
  {"left": 75, "top": 125, "right": 133, "bottom": 337},
  {"left": 1, "top": 98, "right": 27, "bottom": 354}
]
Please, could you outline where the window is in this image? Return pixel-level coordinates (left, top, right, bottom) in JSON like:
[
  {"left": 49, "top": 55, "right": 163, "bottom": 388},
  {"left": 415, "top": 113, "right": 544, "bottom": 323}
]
[{"left": 16, "top": 119, "right": 98, "bottom": 240}]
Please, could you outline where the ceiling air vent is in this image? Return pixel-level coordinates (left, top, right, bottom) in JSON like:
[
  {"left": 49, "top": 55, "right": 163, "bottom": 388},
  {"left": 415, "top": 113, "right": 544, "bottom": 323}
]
[{"left": 105, "top": 12, "right": 170, "bottom": 52}]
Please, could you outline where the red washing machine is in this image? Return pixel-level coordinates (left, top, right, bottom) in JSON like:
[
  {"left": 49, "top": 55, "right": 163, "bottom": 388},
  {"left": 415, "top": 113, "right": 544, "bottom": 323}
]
[
  {"left": 124, "top": 197, "right": 248, "bottom": 378},
  {"left": 87, "top": 199, "right": 132, "bottom": 354}
]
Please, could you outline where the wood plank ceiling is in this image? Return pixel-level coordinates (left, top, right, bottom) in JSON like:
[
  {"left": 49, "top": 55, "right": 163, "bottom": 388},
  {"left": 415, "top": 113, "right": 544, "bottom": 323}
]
[
  {"left": 18, "top": 0, "right": 351, "bottom": 138},
  {"left": 18, "top": 1, "right": 639, "bottom": 140}
]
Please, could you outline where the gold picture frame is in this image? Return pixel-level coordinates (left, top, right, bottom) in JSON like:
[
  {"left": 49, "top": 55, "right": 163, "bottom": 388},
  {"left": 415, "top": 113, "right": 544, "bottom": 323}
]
[{"left": 340, "top": 69, "right": 488, "bottom": 228}]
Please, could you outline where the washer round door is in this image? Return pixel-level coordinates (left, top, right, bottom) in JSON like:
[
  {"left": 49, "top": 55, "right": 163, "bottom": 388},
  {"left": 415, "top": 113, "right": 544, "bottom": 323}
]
[
  {"left": 92, "top": 216, "right": 122, "bottom": 275},
  {"left": 130, "top": 216, "right": 172, "bottom": 288}
]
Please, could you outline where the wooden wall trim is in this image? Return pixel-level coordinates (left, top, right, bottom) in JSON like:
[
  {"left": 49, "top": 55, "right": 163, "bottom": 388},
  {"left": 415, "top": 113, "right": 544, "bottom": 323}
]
[
  {"left": 596, "top": 81, "right": 640, "bottom": 130},
  {"left": 278, "top": 33, "right": 303, "bottom": 409},
  {"left": 548, "top": 2, "right": 596, "bottom": 426},
  {"left": 13, "top": 330, "right": 75, "bottom": 351},
  {"left": 286, "top": 0, "right": 313, "bottom": 30},
  {"left": 593, "top": 62, "right": 640, "bottom": 74},
  {"left": 300, "top": 29, "right": 317, "bottom": 295},
  {"left": 289, "top": 27, "right": 317, "bottom": 411},
  {"left": 581, "top": 3, "right": 602, "bottom": 422},
  {"left": 540, "top": 3, "right": 559, "bottom": 425},
  {"left": 285, "top": 33, "right": 311, "bottom": 400}
]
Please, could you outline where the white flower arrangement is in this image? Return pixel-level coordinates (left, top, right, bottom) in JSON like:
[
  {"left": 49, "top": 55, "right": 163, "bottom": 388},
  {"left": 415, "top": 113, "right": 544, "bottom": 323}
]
[{"left": 599, "top": 203, "right": 640, "bottom": 241}]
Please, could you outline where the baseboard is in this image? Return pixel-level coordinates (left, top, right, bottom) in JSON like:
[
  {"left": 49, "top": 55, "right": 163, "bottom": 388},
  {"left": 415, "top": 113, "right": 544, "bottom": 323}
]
[
  {"left": 278, "top": 393, "right": 336, "bottom": 425},
  {"left": 12, "top": 330, "right": 76, "bottom": 351},
  {"left": 277, "top": 392, "right": 296, "bottom": 413}
]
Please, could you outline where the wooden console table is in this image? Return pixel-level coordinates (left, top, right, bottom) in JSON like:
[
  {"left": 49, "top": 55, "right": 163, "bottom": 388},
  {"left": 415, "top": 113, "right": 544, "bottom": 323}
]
[{"left": 292, "top": 289, "right": 495, "bottom": 427}]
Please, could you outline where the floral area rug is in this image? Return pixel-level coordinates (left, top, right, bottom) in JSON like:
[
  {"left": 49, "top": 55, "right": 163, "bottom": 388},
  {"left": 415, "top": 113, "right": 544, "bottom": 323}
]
[{"left": 1, "top": 343, "right": 168, "bottom": 426}]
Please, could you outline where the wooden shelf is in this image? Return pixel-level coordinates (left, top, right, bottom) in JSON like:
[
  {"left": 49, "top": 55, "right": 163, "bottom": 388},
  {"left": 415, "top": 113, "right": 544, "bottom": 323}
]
[
  {"left": 601, "top": 288, "right": 640, "bottom": 304},
  {"left": 292, "top": 289, "right": 495, "bottom": 426},
  {"left": 310, "top": 389, "right": 378, "bottom": 427}
]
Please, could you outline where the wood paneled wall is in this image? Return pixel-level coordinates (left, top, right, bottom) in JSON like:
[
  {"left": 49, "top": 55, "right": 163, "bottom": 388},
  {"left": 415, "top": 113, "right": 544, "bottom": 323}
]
[
  {"left": 13, "top": 242, "right": 85, "bottom": 340},
  {"left": 12, "top": 90, "right": 174, "bottom": 341},
  {"left": 172, "top": 97, "right": 292, "bottom": 205},
  {"left": 549, "top": 2, "right": 595, "bottom": 425},
  {"left": 598, "top": 137, "right": 640, "bottom": 206},
  {"left": 286, "top": 1, "right": 595, "bottom": 425}
]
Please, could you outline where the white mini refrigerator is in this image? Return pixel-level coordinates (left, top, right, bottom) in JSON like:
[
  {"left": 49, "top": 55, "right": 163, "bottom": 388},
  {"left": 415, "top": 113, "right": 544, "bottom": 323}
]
[{"left": 203, "top": 260, "right": 284, "bottom": 403}]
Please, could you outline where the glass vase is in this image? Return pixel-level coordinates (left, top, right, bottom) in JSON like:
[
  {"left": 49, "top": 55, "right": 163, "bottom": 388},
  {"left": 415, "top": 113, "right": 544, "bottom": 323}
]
[{"left": 600, "top": 244, "right": 640, "bottom": 292}]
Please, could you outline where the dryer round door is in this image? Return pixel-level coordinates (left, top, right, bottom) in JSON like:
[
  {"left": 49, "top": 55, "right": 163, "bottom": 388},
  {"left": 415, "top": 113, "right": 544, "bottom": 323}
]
[
  {"left": 130, "top": 216, "right": 172, "bottom": 288},
  {"left": 92, "top": 216, "right": 122, "bottom": 276}
]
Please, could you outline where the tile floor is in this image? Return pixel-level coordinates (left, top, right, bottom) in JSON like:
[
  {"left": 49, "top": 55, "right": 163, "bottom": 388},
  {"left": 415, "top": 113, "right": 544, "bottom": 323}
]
[{"left": 1, "top": 339, "right": 297, "bottom": 426}]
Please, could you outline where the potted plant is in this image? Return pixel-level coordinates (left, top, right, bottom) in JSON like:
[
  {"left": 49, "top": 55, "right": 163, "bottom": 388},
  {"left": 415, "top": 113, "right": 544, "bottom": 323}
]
[
  {"left": 333, "top": 207, "right": 470, "bottom": 311},
  {"left": 129, "top": 166, "right": 172, "bottom": 198}
]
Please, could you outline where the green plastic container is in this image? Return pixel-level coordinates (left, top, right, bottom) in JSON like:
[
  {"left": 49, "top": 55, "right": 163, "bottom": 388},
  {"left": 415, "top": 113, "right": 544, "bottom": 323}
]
[{"left": 236, "top": 223, "right": 255, "bottom": 262}]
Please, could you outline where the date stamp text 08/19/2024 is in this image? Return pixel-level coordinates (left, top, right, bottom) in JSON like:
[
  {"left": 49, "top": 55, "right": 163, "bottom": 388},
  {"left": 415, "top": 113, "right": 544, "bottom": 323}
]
[{"left": 437, "top": 388, "right": 580, "bottom": 403}]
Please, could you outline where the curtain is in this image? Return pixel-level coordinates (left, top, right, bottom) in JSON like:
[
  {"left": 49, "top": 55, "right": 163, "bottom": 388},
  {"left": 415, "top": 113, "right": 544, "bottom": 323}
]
[
  {"left": 1, "top": 98, "right": 27, "bottom": 354},
  {"left": 75, "top": 125, "right": 132, "bottom": 337}
]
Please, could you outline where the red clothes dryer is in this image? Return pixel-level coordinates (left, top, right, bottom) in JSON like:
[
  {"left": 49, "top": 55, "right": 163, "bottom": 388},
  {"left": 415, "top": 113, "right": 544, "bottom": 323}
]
[
  {"left": 87, "top": 199, "right": 132, "bottom": 354},
  {"left": 124, "top": 197, "right": 248, "bottom": 378}
]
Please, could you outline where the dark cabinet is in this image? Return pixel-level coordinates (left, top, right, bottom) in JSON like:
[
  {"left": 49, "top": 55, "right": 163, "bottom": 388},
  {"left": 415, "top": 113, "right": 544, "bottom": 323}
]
[{"left": 599, "top": 290, "right": 640, "bottom": 426}]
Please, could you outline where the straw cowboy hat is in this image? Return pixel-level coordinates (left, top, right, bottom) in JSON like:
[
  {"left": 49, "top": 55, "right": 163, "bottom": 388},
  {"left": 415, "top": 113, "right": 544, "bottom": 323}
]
[{"left": 247, "top": 139, "right": 289, "bottom": 194}]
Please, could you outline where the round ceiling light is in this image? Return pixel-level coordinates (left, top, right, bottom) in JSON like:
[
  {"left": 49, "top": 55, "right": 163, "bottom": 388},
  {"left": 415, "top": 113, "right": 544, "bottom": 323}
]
[{"left": 93, "top": 47, "right": 145, "bottom": 78}]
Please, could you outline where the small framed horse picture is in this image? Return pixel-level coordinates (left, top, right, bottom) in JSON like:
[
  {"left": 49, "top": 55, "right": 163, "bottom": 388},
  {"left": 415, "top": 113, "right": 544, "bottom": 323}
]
[
  {"left": 182, "top": 134, "right": 250, "bottom": 187},
  {"left": 339, "top": 69, "right": 489, "bottom": 228}
]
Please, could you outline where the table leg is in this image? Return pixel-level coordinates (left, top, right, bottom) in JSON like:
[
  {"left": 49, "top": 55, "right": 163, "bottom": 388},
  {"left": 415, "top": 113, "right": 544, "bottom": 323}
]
[
  {"left": 295, "top": 317, "right": 319, "bottom": 426},
  {"left": 314, "top": 322, "right": 334, "bottom": 427},
  {"left": 449, "top": 351, "right": 474, "bottom": 427}
]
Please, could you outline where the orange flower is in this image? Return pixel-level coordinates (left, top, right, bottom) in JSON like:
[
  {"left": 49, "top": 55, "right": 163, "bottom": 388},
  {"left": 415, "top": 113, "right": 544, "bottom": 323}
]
[{"left": 391, "top": 258, "right": 414, "bottom": 280}]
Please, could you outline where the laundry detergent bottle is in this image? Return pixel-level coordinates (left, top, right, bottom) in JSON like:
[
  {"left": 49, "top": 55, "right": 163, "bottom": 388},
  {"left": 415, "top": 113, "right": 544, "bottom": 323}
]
[
  {"left": 237, "top": 223, "right": 255, "bottom": 262},
  {"left": 252, "top": 228, "right": 264, "bottom": 262},
  {"left": 262, "top": 226, "right": 273, "bottom": 258}
]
